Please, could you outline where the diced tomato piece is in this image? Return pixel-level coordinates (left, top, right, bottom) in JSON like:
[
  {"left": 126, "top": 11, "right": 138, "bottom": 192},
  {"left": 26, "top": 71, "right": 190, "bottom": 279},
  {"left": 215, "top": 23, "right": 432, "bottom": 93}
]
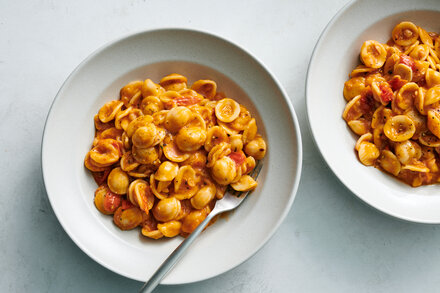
[
  {"left": 379, "top": 83, "right": 394, "bottom": 103},
  {"left": 359, "top": 89, "right": 375, "bottom": 113},
  {"left": 400, "top": 54, "right": 416, "bottom": 71},
  {"left": 388, "top": 76, "right": 407, "bottom": 91},
  {"left": 121, "top": 199, "right": 134, "bottom": 210},
  {"left": 175, "top": 96, "right": 203, "bottom": 106},
  {"left": 92, "top": 168, "right": 111, "bottom": 185},
  {"left": 103, "top": 191, "right": 122, "bottom": 213},
  {"left": 228, "top": 151, "right": 246, "bottom": 166}
]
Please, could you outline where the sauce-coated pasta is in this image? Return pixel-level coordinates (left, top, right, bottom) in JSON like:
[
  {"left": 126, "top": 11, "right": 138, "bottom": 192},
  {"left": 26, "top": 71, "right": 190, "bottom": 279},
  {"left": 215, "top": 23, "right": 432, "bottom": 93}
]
[
  {"left": 85, "top": 74, "right": 266, "bottom": 238},
  {"left": 343, "top": 22, "right": 440, "bottom": 187}
]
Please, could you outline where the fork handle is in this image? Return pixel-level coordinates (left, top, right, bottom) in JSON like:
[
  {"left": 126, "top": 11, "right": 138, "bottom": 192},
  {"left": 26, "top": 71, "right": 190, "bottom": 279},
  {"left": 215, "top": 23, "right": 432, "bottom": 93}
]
[{"left": 139, "top": 211, "right": 216, "bottom": 293}]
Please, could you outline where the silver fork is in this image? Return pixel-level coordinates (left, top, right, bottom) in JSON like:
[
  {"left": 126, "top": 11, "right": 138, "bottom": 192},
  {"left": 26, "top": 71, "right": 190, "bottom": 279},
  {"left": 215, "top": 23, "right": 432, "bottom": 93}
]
[{"left": 139, "top": 163, "right": 263, "bottom": 293}]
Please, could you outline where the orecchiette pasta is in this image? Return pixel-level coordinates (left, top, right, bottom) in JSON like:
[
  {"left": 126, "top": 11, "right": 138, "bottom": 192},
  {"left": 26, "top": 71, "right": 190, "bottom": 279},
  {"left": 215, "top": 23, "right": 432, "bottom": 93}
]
[
  {"left": 343, "top": 22, "right": 440, "bottom": 186},
  {"left": 84, "top": 73, "right": 266, "bottom": 239}
]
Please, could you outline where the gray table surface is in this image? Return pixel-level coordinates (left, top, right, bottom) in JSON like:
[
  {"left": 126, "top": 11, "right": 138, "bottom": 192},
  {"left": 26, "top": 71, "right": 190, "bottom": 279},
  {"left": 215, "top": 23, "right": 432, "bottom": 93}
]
[{"left": 2, "top": 0, "right": 440, "bottom": 292}]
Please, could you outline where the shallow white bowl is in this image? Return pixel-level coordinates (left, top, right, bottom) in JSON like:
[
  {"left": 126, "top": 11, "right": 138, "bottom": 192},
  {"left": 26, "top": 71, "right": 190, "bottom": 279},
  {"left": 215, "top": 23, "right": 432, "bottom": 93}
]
[
  {"left": 42, "top": 28, "right": 302, "bottom": 284},
  {"left": 307, "top": 0, "right": 440, "bottom": 223}
]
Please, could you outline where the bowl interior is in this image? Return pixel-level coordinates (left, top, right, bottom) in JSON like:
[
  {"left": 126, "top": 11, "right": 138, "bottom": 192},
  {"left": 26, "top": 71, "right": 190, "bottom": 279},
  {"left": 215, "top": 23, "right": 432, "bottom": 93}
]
[
  {"left": 307, "top": 3, "right": 440, "bottom": 223},
  {"left": 42, "top": 29, "right": 302, "bottom": 283},
  {"left": 78, "top": 60, "right": 268, "bottom": 249}
]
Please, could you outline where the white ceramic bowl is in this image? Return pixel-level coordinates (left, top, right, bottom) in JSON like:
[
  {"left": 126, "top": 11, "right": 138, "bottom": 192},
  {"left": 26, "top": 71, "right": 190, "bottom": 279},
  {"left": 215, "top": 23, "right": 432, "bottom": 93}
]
[
  {"left": 42, "top": 28, "right": 302, "bottom": 283},
  {"left": 307, "top": 0, "right": 440, "bottom": 223}
]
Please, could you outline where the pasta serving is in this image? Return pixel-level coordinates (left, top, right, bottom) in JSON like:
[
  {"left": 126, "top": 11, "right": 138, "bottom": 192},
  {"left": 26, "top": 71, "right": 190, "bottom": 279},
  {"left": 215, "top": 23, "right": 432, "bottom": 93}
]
[
  {"left": 343, "top": 21, "right": 440, "bottom": 187},
  {"left": 84, "top": 73, "right": 266, "bottom": 238}
]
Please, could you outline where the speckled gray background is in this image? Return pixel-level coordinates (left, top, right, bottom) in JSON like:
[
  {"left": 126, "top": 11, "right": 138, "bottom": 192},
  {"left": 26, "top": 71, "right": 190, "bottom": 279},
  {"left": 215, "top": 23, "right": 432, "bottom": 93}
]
[{"left": 2, "top": 0, "right": 440, "bottom": 292}]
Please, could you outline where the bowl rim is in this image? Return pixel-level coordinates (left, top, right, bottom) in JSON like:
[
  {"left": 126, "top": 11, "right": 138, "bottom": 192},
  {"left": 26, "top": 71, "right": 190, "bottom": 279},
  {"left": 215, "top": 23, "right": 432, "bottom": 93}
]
[
  {"left": 305, "top": 0, "right": 440, "bottom": 224},
  {"left": 41, "top": 27, "right": 303, "bottom": 283}
]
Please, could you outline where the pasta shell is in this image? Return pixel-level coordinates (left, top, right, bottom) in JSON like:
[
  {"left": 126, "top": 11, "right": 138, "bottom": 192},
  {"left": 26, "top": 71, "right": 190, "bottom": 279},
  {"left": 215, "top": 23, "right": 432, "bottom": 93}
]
[
  {"left": 185, "top": 113, "right": 207, "bottom": 130},
  {"left": 152, "top": 197, "right": 181, "bottom": 222},
  {"left": 163, "top": 137, "right": 191, "bottom": 163},
  {"left": 132, "top": 124, "right": 157, "bottom": 149},
  {"left": 190, "top": 185, "right": 216, "bottom": 209},
  {"left": 204, "top": 126, "right": 229, "bottom": 152},
  {"left": 132, "top": 145, "right": 159, "bottom": 165},
  {"left": 384, "top": 54, "right": 400, "bottom": 75},
  {"left": 207, "top": 142, "right": 231, "bottom": 167},
  {"left": 355, "top": 132, "right": 373, "bottom": 151},
  {"left": 94, "top": 185, "right": 120, "bottom": 215},
  {"left": 141, "top": 79, "right": 164, "bottom": 98},
  {"left": 230, "top": 134, "right": 244, "bottom": 152},
  {"left": 242, "top": 118, "right": 258, "bottom": 144},
  {"left": 371, "top": 106, "right": 392, "bottom": 129},
  {"left": 174, "top": 166, "right": 197, "bottom": 193},
  {"left": 357, "top": 142, "right": 380, "bottom": 166},
  {"left": 128, "top": 179, "right": 154, "bottom": 213},
  {"left": 211, "top": 156, "right": 236, "bottom": 185},
  {"left": 107, "top": 167, "right": 130, "bottom": 195},
  {"left": 230, "top": 175, "right": 258, "bottom": 192},
  {"left": 427, "top": 110, "right": 440, "bottom": 138},
  {"left": 229, "top": 106, "right": 252, "bottom": 131},
  {"left": 360, "top": 40, "right": 387, "bottom": 68},
  {"left": 379, "top": 150, "right": 401, "bottom": 176},
  {"left": 404, "top": 41, "right": 420, "bottom": 56},
  {"left": 342, "top": 95, "right": 363, "bottom": 122},
  {"left": 418, "top": 26, "right": 434, "bottom": 48},
  {"left": 384, "top": 115, "right": 416, "bottom": 142},
  {"left": 127, "top": 164, "right": 154, "bottom": 178},
  {"left": 152, "top": 110, "right": 169, "bottom": 126},
  {"left": 409, "top": 44, "right": 430, "bottom": 61},
  {"left": 393, "top": 63, "right": 413, "bottom": 82},
  {"left": 160, "top": 73, "right": 187, "bottom": 92},
  {"left": 141, "top": 213, "right": 163, "bottom": 239},
  {"left": 84, "top": 152, "right": 110, "bottom": 172},
  {"left": 120, "top": 81, "right": 143, "bottom": 107},
  {"left": 396, "top": 82, "right": 419, "bottom": 110},
  {"left": 165, "top": 106, "right": 193, "bottom": 133},
  {"left": 215, "top": 98, "right": 241, "bottom": 122},
  {"left": 98, "top": 100, "right": 124, "bottom": 123},
  {"left": 343, "top": 76, "right": 367, "bottom": 101},
  {"left": 125, "top": 115, "right": 154, "bottom": 138},
  {"left": 373, "top": 126, "right": 386, "bottom": 149},
  {"left": 404, "top": 108, "right": 427, "bottom": 139},
  {"left": 155, "top": 161, "right": 179, "bottom": 181},
  {"left": 149, "top": 175, "right": 168, "bottom": 200},
  {"left": 94, "top": 114, "right": 113, "bottom": 131},
  {"left": 217, "top": 120, "right": 240, "bottom": 135},
  {"left": 419, "top": 131, "right": 440, "bottom": 147},
  {"left": 89, "top": 139, "right": 121, "bottom": 167},
  {"left": 191, "top": 80, "right": 217, "bottom": 99},
  {"left": 244, "top": 137, "right": 266, "bottom": 160},
  {"left": 113, "top": 207, "right": 143, "bottom": 230},
  {"left": 349, "top": 65, "right": 376, "bottom": 78},
  {"left": 157, "top": 221, "right": 182, "bottom": 237},
  {"left": 115, "top": 108, "right": 143, "bottom": 131},
  {"left": 120, "top": 151, "right": 139, "bottom": 172},
  {"left": 415, "top": 87, "right": 427, "bottom": 115},
  {"left": 395, "top": 140, "right": 422, "bottom": 165},
  {"left": 425, "top": 86, "right": 440, "bottom": 106},
  {"left": 181, "top": 209, "right": 208, "bottom": 233},
  {"left": 140, "top": 96, "right": 164, "bottom": 115},
  {"left": 392, "top": 22, "right": 419, "bottom": 46},
  {"left": 401, "top": 161, "right": 430, "bottom": 173},
  {"left": 426, "top": 68, "right": 440, "bottom": 88},
  {"left": 175, "top": 127, "right": 207, "bottom": 152}
]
